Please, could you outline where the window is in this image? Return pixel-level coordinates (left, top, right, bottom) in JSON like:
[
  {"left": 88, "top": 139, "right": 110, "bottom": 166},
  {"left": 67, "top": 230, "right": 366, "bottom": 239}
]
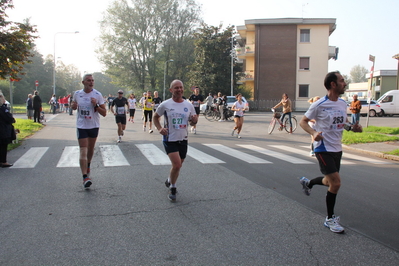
[
  {"left": 299, "top": 57, "right": 310, "bottom": 70},
  {"left": 300, "top": 29, "right": 310, "bottom": 42},
  {"left": 381, "top": 95, "right": 393, "bottom": 103},
  {"left": 299, "top": 85, "right": 309, "bottom": 97}
]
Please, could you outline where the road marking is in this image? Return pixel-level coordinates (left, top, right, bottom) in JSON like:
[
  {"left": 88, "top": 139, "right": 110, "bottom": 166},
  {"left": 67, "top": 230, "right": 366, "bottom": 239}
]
[
  {"left": 136, "top": 144, "right": 171, "bottom": 165},
  {"left": 272, "top": 145, "right": 357, "bottom": 164},
  {"left": 12, "top": 147, "right": 49, "bottom": 168},
  {"left": 203, "top": 144, "right": 271, "bottom": 164},
  {"left": 57, "top": 146, "right": 80, "bottom": 167},
  {"left": 238, "top": 144, "right": 314, "bottom": 164},
  {"left": 100, "top": 145, "right": 130, "bottom": 167},
  {"left": 187, "top": 146, "right": 225, "bottom": 164}
]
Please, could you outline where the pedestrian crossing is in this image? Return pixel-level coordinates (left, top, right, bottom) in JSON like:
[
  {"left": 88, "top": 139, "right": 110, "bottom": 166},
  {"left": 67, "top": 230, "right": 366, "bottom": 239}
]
[{"left": 9, "top": 143, "right": 394, "bottom": 169}]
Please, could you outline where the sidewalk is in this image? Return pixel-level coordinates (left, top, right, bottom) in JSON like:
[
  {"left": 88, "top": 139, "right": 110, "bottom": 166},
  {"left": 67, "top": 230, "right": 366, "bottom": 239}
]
[{"left": 344, "top": 141, "right": 399, "bottom": 161}]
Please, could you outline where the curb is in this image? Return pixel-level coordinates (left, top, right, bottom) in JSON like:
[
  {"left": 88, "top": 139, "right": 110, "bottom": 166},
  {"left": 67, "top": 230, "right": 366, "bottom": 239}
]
[{"left": 343, "top": 144, "right": 399, "bottom": 162}]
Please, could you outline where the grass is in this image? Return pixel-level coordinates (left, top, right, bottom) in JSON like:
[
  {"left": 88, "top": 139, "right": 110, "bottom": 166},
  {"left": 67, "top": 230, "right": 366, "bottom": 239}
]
[
  {"left": 8, "top": 118, "right": 44, "bottom": 151},
  {"left": 342, "top": 126, "right": 399, "bottom": 156},
  {"left": 11, "top": 104, "right": 51, "bottom": 114}
]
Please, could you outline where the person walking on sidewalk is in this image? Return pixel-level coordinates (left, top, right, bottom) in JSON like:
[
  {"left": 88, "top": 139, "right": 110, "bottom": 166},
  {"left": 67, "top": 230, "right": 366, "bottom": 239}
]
[
  {"left": 153, "top": 79, "right": 197, "bottom": 202},
  {"left": 111, "top": 90, "right": 129, "bottom": 143},
  {"left": 71, "top": 74, "right": 106, "bottom": 188},
  {"left": 273, "top": 93, "right": 293, "bottom": 133},
  {"left": 231, "top": 93, "right": 246, "bottom": 139},
  {"left": 299, "top": 71, "right": 362, "bottom": 234},
  {"left": 0, "top": 91, "right": 15, "bottom": 168}
]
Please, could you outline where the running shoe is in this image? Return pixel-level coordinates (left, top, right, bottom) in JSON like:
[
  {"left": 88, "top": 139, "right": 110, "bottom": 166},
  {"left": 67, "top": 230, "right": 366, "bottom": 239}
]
[
  {"left": 218, "top": 119, "right": 225, "bottom": 122},
  {"left": 193, "top": 128, "right": 196, "bottom": 134},
  {"left": 83, "top": 177, "right": 92, "bottom": 188},
  {"left": 168, "top": 187, "right": 177, "bottom": 201},
  {"left": 149, "top": 129, "right": 153, "bottom": 134},
  {"left": 143, "top": 126, "right": 146, "bottom": 132},
  {"left": 190, "top": 126, "right": 194, "bottom": 133},
  {"left": 165, "top": 179, "right": 170, "bottom": 188},
  {"left": 299, "top": 177, "right": 311, "bottom": 196},
  {"left": 117, "top": 136, "right": 121, "bottom": 143},
  {"left": 324, "top": 215, "right": 344, "bottom": 233},
  {"left": 237, "top": 135, "right": 241, "bottom": 139},
  {"left": 231, "top": 129, "right": 236, "bottom": 136}
]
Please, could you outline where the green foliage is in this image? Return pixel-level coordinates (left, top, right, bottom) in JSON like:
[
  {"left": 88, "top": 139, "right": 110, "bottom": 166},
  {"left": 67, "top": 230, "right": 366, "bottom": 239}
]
[
  {"left": 349, "top": 65, "right": 368, "bottom": 83},
  {"left": 188, "top": 24, "right": 243, "bottom": 97},
  {"left": 0, "top": 1, "right": 37, "bottom": 80},
  {"left": 98, "top": 0, "right": 201, "bottom": 96}
]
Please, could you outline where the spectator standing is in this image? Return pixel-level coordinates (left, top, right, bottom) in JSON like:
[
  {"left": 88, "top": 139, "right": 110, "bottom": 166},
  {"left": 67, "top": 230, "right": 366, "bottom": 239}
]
[
  {"left": 26, "top": 94, "right": 33, "bottom": 120},
  {"left": 32, "top": 91, "right": 42, "bottom": 123},
  {"left": 349, "top": 94, "right": 361, "bottom": 124},
  {"left": 0, "top": 91, "right": 15, "bottom": 168}
]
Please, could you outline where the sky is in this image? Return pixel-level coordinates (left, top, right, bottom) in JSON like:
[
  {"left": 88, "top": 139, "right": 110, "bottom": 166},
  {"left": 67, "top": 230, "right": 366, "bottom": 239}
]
[{"left": 7, "top": 0, "right": 399, "bottom": 78}]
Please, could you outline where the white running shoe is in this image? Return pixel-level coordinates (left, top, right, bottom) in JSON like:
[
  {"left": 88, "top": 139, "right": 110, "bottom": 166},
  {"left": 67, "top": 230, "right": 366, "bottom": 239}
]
[
  {"left": 143, "top": 126, "right": 146, "bottom": 132},
  {"left": 117, "top": 136, "right": 121, "bottom": 143},
  {"left": 237, "top": 135, "right": 241, "bottom": 139},
  {"left": 193, "top": 128, "right": 196, "bottom": 134},
  {"left": 324, "top": 215, "right": 344, "bottom": 233},
  {"left": 299, "top": 177, "right": 311, "bottom": 196},
  {"left": 149, "top": 129, "right": 153, "bottom": 134},
  {"left": 231, "top": 129, "right": 235, "bottom": 136}
]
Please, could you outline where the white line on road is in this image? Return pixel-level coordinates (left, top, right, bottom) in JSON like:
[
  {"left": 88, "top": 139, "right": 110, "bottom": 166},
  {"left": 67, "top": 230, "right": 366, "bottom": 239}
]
[
  {"left": 135, "top": 144, "right": 171, "bottom": 165},
  {"left": 187, "top": 146, "right": 225, "bottom": 164},
  {"left": 100, "top": 145, "right": 130, "bottom": 167},
  {"left": 204, "top": 144, "right": 271, "bottom": 164},
  {"left": 57, "top": 146, "right": 80, "bottom": 167},
  {"left": 12, "top": 147, "right": 49, "bottom": 168}
]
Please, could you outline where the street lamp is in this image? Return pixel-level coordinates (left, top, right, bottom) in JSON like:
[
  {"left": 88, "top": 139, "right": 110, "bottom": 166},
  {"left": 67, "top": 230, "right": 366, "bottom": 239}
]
[
  {"left": 53, "top": 31, "right": 79, "bottom": 95},
  {"left": 163, "top": 59, "right": 174, "bottom": 100},
  {"left": 393, "top": 53, "right": 399, "bottom": 90}
]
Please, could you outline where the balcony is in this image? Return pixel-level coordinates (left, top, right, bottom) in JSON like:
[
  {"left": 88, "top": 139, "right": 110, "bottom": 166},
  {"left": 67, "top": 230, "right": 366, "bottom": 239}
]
[
  {"left": 236, "top": 44, "right": 255, "bottom": 59},
  {"left": 237, "top": 71, "right": 254, "bottom": 84}
]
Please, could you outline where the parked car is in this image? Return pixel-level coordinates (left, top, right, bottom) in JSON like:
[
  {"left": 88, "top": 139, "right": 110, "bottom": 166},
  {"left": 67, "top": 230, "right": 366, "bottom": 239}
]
[
  {"left": 200, "top": 96, "right": 249, "bottom": 113},
  {"left": 346, "top": 100, "right": 382, "bottom": 117},
  {"left": 377, "top": 90, "right": 399, "bottom": 117}
]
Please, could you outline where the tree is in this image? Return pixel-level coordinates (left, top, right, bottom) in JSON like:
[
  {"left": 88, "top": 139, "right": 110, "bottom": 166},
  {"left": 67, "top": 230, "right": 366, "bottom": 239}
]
[
  {"left": 188, "top": 24, "right": 242, "bottom": 96},
  {"left": 350, "top": 65, "right": 368, "bottom": 83},
  {"left": 0, "top": 1, "right": 37, "bottom": 80},
  {"left": 98, "top": 0, "right": 201, "bottom": 93}
]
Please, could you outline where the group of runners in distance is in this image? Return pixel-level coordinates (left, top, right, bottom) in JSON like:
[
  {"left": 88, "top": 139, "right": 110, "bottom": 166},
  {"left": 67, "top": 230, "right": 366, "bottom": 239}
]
[{"left": 71, "top": 71, "right": 362, "bottom": 234}]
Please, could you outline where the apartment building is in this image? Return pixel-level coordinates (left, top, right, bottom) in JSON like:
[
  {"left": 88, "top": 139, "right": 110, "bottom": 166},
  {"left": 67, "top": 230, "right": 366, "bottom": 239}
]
[{"left": 236, "top": 18, "right": 338, "bottom": 110}]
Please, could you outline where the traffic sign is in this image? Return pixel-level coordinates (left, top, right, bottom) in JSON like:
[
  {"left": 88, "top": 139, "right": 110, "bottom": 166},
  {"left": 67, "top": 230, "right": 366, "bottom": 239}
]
[{"left": 35, "top": 80, "right": 39, "bottom": 86}]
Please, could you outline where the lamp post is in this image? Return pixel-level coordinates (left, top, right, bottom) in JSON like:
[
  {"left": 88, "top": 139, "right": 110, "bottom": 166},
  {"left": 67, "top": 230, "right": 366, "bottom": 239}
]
[
  {"left": 53, "top": 31, "right": 79, "bottom": 96},
  {"left": 163, "top": 59, "right": 174, "bottom": 100},
  {"left": 393, "top": 54, "right": 399, "bottom": 90}
]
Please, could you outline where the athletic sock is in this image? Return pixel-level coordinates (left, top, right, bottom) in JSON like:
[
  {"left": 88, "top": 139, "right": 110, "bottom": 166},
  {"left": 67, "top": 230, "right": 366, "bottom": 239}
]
[
  {"left": 308, "top": 176, "right": 324, "bottom": 189},
  {"left": 170, "top": 184, "right": 176, "bottom": 188},
  {"left": 326, "top": 191, "right": 337, "bottom": 219}
]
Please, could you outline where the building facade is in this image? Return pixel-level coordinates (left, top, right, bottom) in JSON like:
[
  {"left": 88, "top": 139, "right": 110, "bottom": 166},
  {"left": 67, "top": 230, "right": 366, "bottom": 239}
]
[{"left": 236, "top": 18, "right": 337, "bottom": 110}]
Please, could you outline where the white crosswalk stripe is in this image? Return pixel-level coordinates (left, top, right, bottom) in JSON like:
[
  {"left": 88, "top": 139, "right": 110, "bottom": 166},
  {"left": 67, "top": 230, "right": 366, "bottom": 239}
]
[
  {"left": 136, "top": 143, "right": 171, "bottom": 165},
  {"left": 238, "top": 145, "right": 314, "bottom": 164},
  {"left": 9, "top": 143, "right": 394, "bottom": 169},
  {"left": 12, "top": 147, "right": 49, "bottom": 168},
  {"left": 271, "top": 145, "right": 355, "bottom": 164},
  {"left": 187, "top": 146, "right": 225, "bottom": 164},
  {"left": 100, "top": 145, "right": 130, "bottom": 167},
  {"left": 57, "top": 146, "right": 80, "bottom": 167},
  {"left": 204, "top": 144, "right": 271, "bottom": 164}
]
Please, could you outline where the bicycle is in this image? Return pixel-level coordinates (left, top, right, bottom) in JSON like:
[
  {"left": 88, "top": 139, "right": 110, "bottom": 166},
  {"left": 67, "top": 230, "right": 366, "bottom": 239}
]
[{"left": 268, "top": 108, "right": 297, "bottom": 134}]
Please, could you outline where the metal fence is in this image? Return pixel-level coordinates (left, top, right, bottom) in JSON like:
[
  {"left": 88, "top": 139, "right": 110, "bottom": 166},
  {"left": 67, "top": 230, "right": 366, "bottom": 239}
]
[{"left": 248, "top": 99, "right": 296, "bottom": 111}]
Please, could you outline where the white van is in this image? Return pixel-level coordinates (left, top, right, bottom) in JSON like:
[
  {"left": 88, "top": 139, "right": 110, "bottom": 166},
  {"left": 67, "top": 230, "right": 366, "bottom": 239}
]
[{"left": 377, "top": 90, "right": 399, "bottom": 116}]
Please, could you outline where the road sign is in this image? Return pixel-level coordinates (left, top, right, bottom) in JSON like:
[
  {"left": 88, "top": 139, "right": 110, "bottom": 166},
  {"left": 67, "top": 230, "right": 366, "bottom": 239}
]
[{"left": 35, "top": 80, "right": 39, "bottom": 86}]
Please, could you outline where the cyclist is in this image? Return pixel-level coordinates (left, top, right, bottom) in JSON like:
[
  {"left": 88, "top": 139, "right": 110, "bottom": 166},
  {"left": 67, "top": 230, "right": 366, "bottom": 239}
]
[{"left": 273, "top": 93, "right": 293, "bottom": 133}]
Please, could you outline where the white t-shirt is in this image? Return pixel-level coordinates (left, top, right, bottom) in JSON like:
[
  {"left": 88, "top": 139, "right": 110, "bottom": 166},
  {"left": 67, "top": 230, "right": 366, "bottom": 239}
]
[
  {"left": 233, "top": 100, "right": 245, "bottom": 117},
  {"left": 156, "top": 98, "right": 196, "bottom": 142},
  {"left": 128, "top": 98, "right": 136, "bottom": 109},
  {"left": 73, "top": 89, "right": 104, "bottom": 129},
  {"left": 304, "top": 95, "right": 347, "bottom": 152}
]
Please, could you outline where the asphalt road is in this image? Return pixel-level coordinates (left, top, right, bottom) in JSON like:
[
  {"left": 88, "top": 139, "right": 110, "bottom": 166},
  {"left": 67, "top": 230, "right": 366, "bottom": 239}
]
[{"left": 1, "top": 110, "right": 399, "bottom": 265}]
